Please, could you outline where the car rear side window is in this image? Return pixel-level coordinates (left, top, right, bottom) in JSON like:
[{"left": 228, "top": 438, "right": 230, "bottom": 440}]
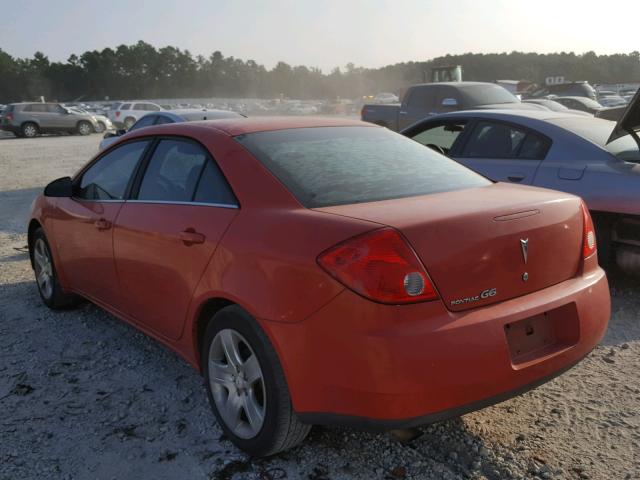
[
  {"left": 120, "top": 103, "right": 131, "bottom": 110},
  {"left": 460, "top": 121, "right": 549, "bottom": 160},
  {"left": 76, "top": 141, "right": 149, "bottom": 201},
  {"left": 236, "top": 126, "right": 490, "bottom": 208},
  {"left": 137, "top": 139, "right": 208, "bottom": 202},
  {"left": 131, "top": 115, "right": 157, "bottom": 130},
  {"left": 193, "top": 160, "right": 237, "bottom": 206}
]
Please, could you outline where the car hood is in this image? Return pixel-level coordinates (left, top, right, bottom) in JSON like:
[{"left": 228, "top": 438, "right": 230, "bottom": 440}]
[
  {"left": 607, "top": 89, "right": 640, "bottom": 144},
  {"left": 475, "top": 102, "right": 544, "bottom": 111}
]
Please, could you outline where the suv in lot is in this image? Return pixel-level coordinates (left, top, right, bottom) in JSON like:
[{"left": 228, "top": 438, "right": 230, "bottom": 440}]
[
  {"left": 108, "top": 101, "right": 163, "bottom": 129},
  {"left": 0, "top": 102, "right": 98, "bottom": 138}
]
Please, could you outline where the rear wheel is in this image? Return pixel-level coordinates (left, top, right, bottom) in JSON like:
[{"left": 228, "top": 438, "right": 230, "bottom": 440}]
[
  {"left": 32, "top": 228, "right": 80, "bottom": 309},
  {"left": 202, "top": 306, "right": 311, "bottom": 456},
  {"left": 77, "top": 121, "right": 93, "bottom": 136},
  {"left": 21, "top": 122, "right": 39, "bottom": 138}
]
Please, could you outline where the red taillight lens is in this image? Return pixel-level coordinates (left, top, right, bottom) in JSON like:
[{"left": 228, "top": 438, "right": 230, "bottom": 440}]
[
  {"left": 6, "top": 113, "right": 13, "bottom": 121},
  {"left": 581, "top": 202, "right": 597, "bottom": 258},
  {"left": 115, "top": 111, "right": 120, "bottom": 117},
  {"left": 317, "top": 228, "right": 438, "bottom": 304}
]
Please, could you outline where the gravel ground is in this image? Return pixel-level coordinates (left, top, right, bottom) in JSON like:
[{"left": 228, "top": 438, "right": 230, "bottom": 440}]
[{"left": 0, "top": 135, "right": 639, "bottom": 480}]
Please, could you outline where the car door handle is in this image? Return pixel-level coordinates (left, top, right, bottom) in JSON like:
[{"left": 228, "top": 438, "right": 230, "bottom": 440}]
[
  {"left": 507, "top": 174, "right": 525, "bottom": 183},
  {"left": 179, "top": 229, "right": 205, "bottom": 246},
  {"left": 94, "top": 218, "right": 111, "bottom": 230}
]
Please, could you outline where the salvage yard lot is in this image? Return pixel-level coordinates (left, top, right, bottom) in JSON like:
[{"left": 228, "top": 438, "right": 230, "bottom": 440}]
[{"left": 0, "top": 135, "right": 639, "bottom": 480}]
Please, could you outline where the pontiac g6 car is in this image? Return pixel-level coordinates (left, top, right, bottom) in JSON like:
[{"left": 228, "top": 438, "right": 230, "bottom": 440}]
[{"left": 28, "top": 117, "right": 610, "bottom": 456}]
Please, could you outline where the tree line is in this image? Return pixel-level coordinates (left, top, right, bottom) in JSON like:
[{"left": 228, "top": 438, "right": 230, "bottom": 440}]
[{"left": 1, "top": 41, "right": 639, "bottom": 103}]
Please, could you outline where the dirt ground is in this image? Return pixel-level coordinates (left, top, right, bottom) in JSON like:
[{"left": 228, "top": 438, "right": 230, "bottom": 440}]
[{"left": 0, "top": 134, "right": 638, "bottom": 480}]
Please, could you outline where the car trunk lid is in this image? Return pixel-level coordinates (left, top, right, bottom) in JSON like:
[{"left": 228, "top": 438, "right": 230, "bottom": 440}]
[
  {"left": 314, "top": 183, "right": 583, "bottom": 311},
  {"left": 607, "top": 89, "right": 640, "bottom": 146}
]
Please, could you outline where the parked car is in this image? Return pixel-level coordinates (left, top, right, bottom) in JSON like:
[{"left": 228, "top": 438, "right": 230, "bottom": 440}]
[
  {"left": 66, "top": 106, "right": 114, "bottom": 133},
  {"left": 99, "top": 109, "right": 245, "bottom": 150},
  {"left": 530, "top": 81, "right": 598, "bottom": 101},
  {"left": 522, "top": 98, "right": 591, "bottom": 116},
  {"left": 361, "top": 82, "right": 542, "bottom": 131},
  {"left": 29, "top": 116, "right": 609, "bottom": 456},
  {"left": 373, "top": 92, "right": 400, "bottom": 104},
  {"left": 552, "top": 96, "right": 603, "bottom": 114},
  {"left": 0, "top": 102, "right": 99, "bottom": 138},
  {"left": 107, "top": 101, "right": 163, "bottom": 129},
  {"left": 400, "top": 99, "right": 640, "bottom": 272},
  {"left": 599, "top": 95, "right": 628, "bottom": 108}
]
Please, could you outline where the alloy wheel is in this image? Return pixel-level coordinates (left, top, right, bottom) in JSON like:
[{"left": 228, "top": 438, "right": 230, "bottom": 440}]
[
  {"left": 34, "top": 238, "right": 53, "bottom": 299},
  {"left": 23, "top": 124, "right": 37, "bottom": 137},
  {"left": 208, "top": 328, "right": 266, "bottom": 439},
  {"left": 78, "top": 122, "right": 92, "bottom": 135}
]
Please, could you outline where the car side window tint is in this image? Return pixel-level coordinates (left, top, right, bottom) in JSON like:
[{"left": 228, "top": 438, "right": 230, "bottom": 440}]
[
  {"left": 147, "top": 104, "right": 161, "bottom": 111},
  {"left": 137, "top": 140, "right": 207, "bottom": 202},
  {"left": 30, "top": 104, "right": 47, "bottom": 113},
  {"left": 461, "top": 121, "right": 548, "bottom": 160},
  {"left": 411, "top": 122, "right": 467, "bottom": 153},
  {"left": 154, "top": 115, "right": 173, "bottom": 125},
  {"left": 48, "top": 104, "right": 65, "bottom": 113},
  {"left": 461, "top": 121, "right": 525, "bottom": 159},
  {"left": 76, "top": 141, "right": 149, "bottom": 200},
  {"left": 518, "top": 132, "right": 549, "bottom": 159},
  {"left": 119, "top": 103, "right": 131, "bottom": 110},
  {"left": 133, "top": 103, "right": 146, "bottom": 111},
  {"left": 194, "top": 160, "right": 237, "bottom": 205},
  {"left": 407, "top": 87, "right": 436, "bottom": 109},
  {"left": 131, "top": 115, "right": 156, "bottom": 130},
  {"left": 22, "top": 104, "right": 33, "bottom": 112}
]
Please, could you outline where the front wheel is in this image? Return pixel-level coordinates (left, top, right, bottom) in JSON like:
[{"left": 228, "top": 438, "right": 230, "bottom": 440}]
[
  {"left": 95, "top": 121, "right": 106, "bottom": 133},
  {"left": 32, "top": 228, "right": 80, "bottom": 309},
  {"left": 77, "top": 121, "right": 93, "bottom": 136},
  {"left": 202, "top": 306, "right": 311, "bottom": 456}
]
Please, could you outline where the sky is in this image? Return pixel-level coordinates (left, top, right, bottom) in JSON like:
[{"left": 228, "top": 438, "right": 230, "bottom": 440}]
[{"left": 1, "top": 0, "right": 638, "bottom": 72}]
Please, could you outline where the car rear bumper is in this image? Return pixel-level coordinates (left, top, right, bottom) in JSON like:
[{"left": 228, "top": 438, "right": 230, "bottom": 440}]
[{"left": 261, "top": 261, "right": 610, "bottom": 427}]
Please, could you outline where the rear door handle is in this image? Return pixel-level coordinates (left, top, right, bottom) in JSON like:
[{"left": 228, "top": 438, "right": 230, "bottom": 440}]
[
  {"left": 507, "top": 174, "right": 525, "bottom": 183},
  {"left": 179, "top": 229, "right": 205, "bottom": 246},
  {"left": 94, "top": 218, "right": 111, "bottom": 230}
]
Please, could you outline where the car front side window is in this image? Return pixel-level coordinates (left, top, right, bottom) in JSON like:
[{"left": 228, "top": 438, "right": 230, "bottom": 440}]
[
  {"left": 410, "top": 121, "right": 467, "bottom": 154},
  {"left": 130, "top": 115, "right": 157, "bottom": 131},
  {"left": 75, "top": 141, "right": 149, "bottom": 201}
]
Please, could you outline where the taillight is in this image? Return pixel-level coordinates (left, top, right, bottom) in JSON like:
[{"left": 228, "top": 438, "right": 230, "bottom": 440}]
[
  {"left": 581, "top": 202, "right": 597, "bottom": 258},
  {"left": 115, "top": 111, "right": 120, "bottom": 117},
  {"left": 317, "top": 228, "right": 438, "bottom": 304},
  {"left": 6, "top": 113, "right": 13, "bottom": 121}
]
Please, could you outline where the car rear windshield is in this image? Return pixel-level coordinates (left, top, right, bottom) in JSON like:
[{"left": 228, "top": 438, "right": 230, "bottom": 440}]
[
  {"left": 235, "top": 126, "right": 490, "bottom": 208},
  {"left": 459, "top": 84, "right": 519, "bottom": 106}
]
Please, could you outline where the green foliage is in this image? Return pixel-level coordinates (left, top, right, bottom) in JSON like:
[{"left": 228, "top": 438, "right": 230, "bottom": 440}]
[{"left": 0, "top": 43, "right": 639, "bottom": 103}]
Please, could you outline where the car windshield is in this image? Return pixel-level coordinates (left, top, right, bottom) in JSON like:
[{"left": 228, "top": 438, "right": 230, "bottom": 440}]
[
  {"left": 235, "top": 126, "right": 490, "bottom": 208},
  {"left": 548, "top": 117, "right": 640, "bottom": 162},
  {"left": 459, "top": 84, "right": 519, "bottom": 106}
]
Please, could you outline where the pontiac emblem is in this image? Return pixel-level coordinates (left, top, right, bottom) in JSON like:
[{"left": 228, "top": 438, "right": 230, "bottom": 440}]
[{"left": 520, "top": 238, "right": 529, "bottom": 264}]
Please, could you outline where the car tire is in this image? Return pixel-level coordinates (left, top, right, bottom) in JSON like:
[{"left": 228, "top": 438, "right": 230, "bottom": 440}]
[
  {"left": 124, "top": 117, "right": 136, "bottom": 130},
  {"left": 21, "top": 122, "right": 39, "bottom": 138},
  {"left": 31, "top": 228, "right": 80, "bottom": 309},
  {"left": 95, "top": 121, "right": 106, "bottom": 133},
  {"left": 202, "top": 305, "right": 311, "bottom": 457},
  {"left": 77, "top": 121, "right": 93, "bottom": 136}
]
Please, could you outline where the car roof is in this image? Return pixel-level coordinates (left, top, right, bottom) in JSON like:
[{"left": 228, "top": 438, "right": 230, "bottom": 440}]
[
  {"left": 432, "top": 109, "right": 579, "bottom": 122},
  {"left": 174, "top": 116, "right": 374, "bottom": 136},
  {"left": 407, "top": 81, "right": 497, "bottom": 89}
]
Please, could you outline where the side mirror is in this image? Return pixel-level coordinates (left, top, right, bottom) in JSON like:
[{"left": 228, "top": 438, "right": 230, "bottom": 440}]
[
  {"left": 44, "top": 176, "right": 73, "bottom": 197},
  {"left": 441, "top": 98, "right": 458, "bottom": 107}
]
